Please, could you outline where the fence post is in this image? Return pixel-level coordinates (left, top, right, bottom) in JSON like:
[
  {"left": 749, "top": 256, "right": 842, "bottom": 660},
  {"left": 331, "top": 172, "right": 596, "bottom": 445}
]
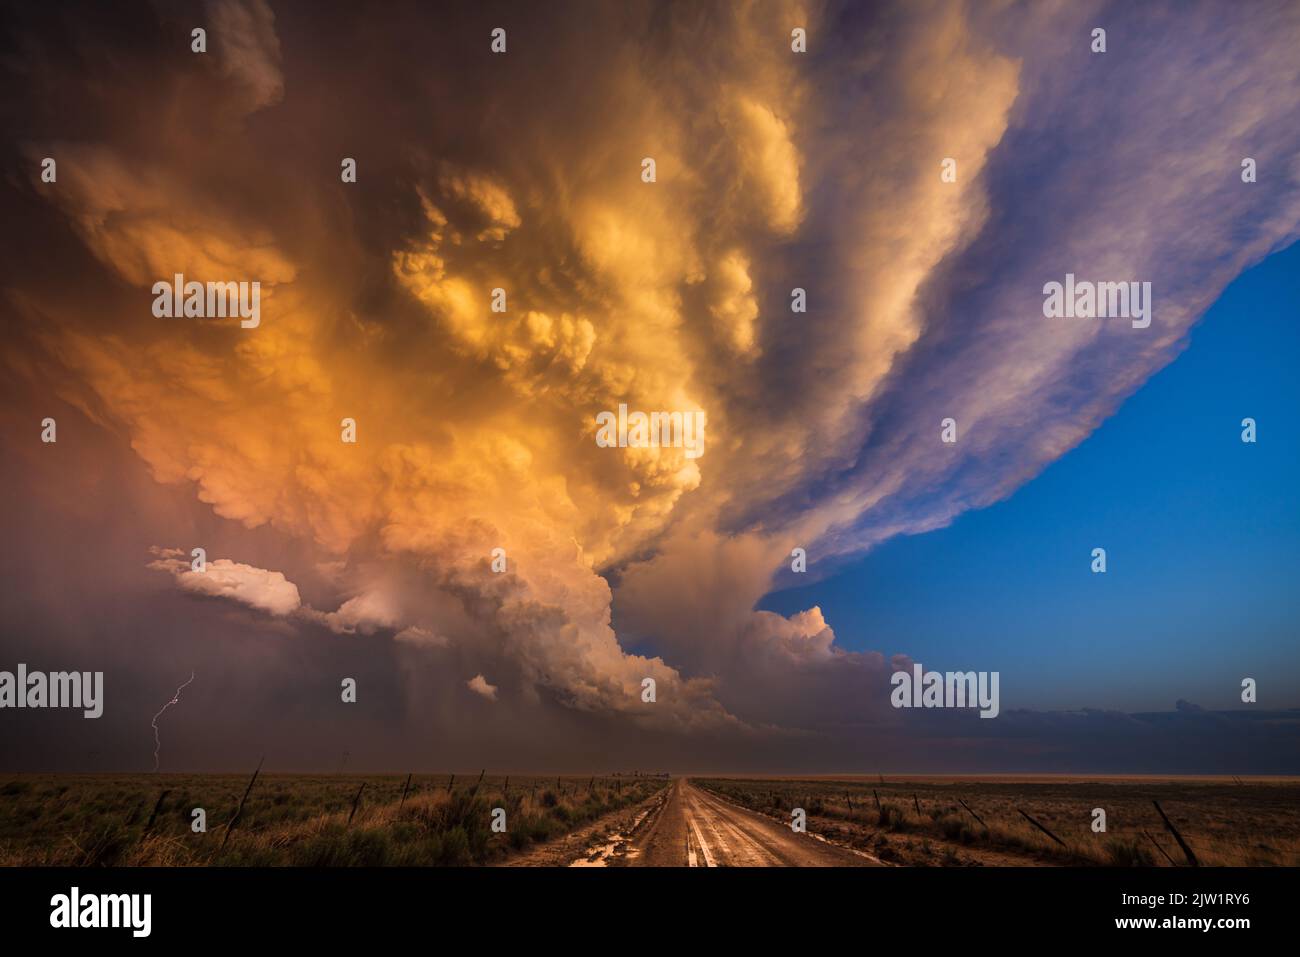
[
  {"left": 143, "top": 789, "right": 171, "bottom": 834},
  {"left": 1153, "top": 800, "right": 1199, "bottom": 867},
  {"left": 957, "top": 798, "right": 986, "bottom": 829},
  {"left": 1143, "top": 829, "right": 1178, "bottom": 866},
  {"left": 220, "top": 756, "right": 264, "bottom": 850},
  {"left": 347, "top": 783, "right": 365, "bottom": 826},
  {"left": 1016, "top": 807, "right": 1067, "bottom": 848}
]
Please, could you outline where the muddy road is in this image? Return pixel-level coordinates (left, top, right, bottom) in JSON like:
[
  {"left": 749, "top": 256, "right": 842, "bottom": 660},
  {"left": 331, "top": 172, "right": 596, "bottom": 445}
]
[
  {"left": 507, "top": 778, "right": 882, "bottom": 866},
  {"left": 631, "top": 779, "right": 881, "bottom": 866}
]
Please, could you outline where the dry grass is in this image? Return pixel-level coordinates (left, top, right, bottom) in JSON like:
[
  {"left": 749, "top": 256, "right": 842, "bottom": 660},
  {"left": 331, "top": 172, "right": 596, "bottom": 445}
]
[
  {"left": 693, "top": 776, "right": 1300, "bottom": 867},
  {"left": 0, "top": 774, "right": 668, "bottom": 866}
]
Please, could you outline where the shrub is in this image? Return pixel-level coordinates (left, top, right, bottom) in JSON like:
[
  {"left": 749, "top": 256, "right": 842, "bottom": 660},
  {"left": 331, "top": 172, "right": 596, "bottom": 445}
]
[
  {"left": 878, "top": 803, "right": 905, "bottom": 830},
  {"left": 79, "top": 822, "right": 135, "bottom": 866},
  {"left": 938, "top": 815, "right": 965, "bottom": 841},
  {"left": 344, "top": 829, "right": 392, "bottom": 866},
  {"left": 1106, "top": 837, "right": 1154, "bottom": 867},
  {"left": 438, "top": 826, "right": 471, "bottom": 865}
]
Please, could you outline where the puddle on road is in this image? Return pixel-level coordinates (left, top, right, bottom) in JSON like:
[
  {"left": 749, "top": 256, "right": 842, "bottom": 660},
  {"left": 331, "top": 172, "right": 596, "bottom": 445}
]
[
  {"left": 570, "top": 835, "right": 633, "bottom": 867},
  {"left": 568, "top": 805, "right": 655, "bottom": 867}
]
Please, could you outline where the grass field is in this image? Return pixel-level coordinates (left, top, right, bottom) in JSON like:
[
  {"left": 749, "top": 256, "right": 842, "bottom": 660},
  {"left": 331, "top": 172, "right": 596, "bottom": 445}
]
[
  {"left": 5, "top": 773, "right": 1295, "bottom": 866},
  {"left": 693, "top": 776, "right": 1300, "bottom": 866},
  {"left": 0, "top": 773, "right": 669, "bottom": 866}
]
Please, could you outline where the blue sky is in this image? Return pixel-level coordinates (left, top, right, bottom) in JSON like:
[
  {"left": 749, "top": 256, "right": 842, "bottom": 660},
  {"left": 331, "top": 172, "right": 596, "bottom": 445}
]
[{"left": 763, "top": 240, "right": 1300, "bottom": 713}]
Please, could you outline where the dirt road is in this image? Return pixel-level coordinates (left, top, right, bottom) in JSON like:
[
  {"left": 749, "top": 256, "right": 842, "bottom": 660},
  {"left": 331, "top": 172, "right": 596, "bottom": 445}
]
[{"left": 630, "top": 779, "right": 881, "bottom": 866}]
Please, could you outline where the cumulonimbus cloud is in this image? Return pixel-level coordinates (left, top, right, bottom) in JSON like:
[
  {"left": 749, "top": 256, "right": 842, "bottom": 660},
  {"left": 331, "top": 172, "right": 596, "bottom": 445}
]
[{"left": 9, "top": 0, "right": 1300, "bottom": 751}]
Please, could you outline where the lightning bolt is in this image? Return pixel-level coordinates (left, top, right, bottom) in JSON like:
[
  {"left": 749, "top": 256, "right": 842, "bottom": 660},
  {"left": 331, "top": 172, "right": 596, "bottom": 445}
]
[{"left": 151, "top": 671, "right": 195, "bottom": 772}]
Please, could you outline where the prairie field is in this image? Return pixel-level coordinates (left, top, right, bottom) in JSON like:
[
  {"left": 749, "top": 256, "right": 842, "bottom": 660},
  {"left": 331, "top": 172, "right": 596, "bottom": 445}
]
[
  {"left": 693, "top": 776, "right": 1300, "bottom": 866},
  {"left": 5, "top": 773, "right": 1296, "bottom": 867},
  {"left": 0, "top": 773, "right": 668, "bottom": 866}
]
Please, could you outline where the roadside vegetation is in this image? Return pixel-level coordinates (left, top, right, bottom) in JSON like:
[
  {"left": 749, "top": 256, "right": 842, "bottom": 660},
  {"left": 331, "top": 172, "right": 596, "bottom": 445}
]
[
  {"left": 693, "top": 777, "right": 1300, "bottom": 867},
  {"left": 0, "top": 774, "right": 668, "bottom": 866}
]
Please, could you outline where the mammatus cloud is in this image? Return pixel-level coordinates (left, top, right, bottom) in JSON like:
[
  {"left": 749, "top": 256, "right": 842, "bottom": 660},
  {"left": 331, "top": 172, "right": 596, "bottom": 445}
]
[
  {"left": 5, "top": 0, "right": 1300, "bottom": 763},
  {"left": 205, "top": 0, "right": 284, "bottom": 112}
]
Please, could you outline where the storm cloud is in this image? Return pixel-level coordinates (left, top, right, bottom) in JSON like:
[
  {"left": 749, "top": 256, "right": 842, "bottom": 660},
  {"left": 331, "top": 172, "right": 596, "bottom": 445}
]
[{"left": 2, "top": 0, "right": 1298, "bottom": 772}]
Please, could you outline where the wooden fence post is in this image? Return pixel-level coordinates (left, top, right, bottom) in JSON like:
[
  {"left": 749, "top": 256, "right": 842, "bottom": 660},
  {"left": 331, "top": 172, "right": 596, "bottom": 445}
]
[
  {"left": 1016, "top": 808, "right": 1067, "bottom": 848},
  {"left": 143, "top": 789, "right": 171, "bottom": 834},
  {"left": 221, "top": 757, "right": 264, "bottom": 850},
  {"left": 1143, "top": 829, "right": 1178, "bottom": 866},
  {"left": 347, "top": 782, "right": 365, "bottom": 826},
  {"left": 1153, "top": 800, "right": 1198, "bottom": 867},
  {"left": 957, "top": 798, "right": 986, "bottom": 829}
]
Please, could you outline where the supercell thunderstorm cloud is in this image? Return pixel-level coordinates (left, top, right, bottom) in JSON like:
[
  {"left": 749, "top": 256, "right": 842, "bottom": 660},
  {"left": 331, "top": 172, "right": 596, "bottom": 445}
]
[{"left": 1, "top": 0, "right": 1299, "bottom": 775}]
